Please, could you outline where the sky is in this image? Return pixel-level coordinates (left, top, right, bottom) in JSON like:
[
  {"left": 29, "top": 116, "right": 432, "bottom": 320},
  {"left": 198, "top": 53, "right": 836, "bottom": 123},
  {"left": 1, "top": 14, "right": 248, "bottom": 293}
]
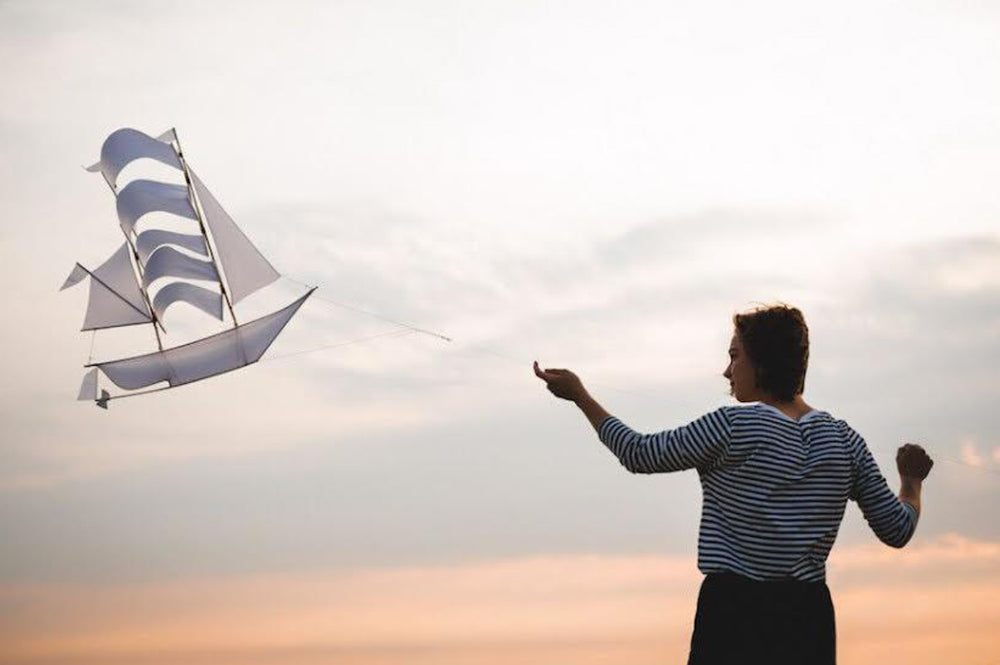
[{"left": 1, "top": 0, "right": 999, "bottom": 663}]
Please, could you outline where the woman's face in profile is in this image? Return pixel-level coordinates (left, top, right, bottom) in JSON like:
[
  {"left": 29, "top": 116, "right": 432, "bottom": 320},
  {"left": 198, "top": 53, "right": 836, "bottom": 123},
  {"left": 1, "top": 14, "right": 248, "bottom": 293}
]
[{"left": 724, "top": 333, "right": 758, "bottom": 402}]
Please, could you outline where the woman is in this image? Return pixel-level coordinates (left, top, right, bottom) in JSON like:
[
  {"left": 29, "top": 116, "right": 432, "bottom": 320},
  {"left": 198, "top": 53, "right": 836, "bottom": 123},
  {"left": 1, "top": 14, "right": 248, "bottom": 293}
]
[{"left": 534, "top": 304, "right": 933, "bottom": 665}]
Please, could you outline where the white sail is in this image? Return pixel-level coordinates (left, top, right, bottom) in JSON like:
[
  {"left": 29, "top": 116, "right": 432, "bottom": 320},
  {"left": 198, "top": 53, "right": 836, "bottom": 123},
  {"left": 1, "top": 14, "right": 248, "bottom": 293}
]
[
  {"left": 190, "top": 169, "right": 280, "bottom": 304},
  {"left": 135, "top": 229, "right": 208, "bottom": 263},
  {"left": 116, "top": 179, "right": 198, "bottom": 236},
  {"left": 152, "top": 282, "right": 223, "bottom": 323},
  {"left": 77, "top": 368, "right": 99, "bottom": 401},
  {"left": 63, "top": 245, "right": 152, "bottom": 331},
  {"left": 60, "top": 264, "right": 89, "bottom": 291},
  {"left": 141, "top": 246, "right": 220, "bottom": 290},
  {"left": 156, "top": 128, "right": 178, "bottom": 144},
  {"left": 92, "top": 289, "right": 314, "bottom": 390},
  {"left": 86, "top": 128, "right": 183, "bottom": 188},
  {"left": 68, "top": 127, "right": 318, "bottom": 405}
]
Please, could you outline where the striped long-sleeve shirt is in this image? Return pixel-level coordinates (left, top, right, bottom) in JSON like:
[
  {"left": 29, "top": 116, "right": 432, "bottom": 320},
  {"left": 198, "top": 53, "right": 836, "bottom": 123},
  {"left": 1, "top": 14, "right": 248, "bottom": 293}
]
[{"left": 598, "top": 402, "right": 918, "bottom": 581}]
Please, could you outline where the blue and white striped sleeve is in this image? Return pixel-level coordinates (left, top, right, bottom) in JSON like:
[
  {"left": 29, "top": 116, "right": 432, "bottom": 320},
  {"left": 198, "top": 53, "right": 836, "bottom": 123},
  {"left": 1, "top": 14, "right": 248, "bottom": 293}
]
[
  {"left": 597, "top": 408, "right": 732, "bottom": 474},
  {"left": 845, "top": 425, "right": 918, "bottom": 548}
]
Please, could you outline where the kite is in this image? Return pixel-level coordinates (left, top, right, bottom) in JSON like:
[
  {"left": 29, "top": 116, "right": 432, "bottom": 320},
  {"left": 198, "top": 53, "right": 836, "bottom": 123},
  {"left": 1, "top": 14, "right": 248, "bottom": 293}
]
[{"left": 61, "top": 128, "right": 315, "bottom": 408}]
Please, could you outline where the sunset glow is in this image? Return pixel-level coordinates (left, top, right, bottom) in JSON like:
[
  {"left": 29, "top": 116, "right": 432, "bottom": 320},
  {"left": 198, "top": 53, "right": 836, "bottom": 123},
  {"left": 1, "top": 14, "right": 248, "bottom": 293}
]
[{"left": 2, "top": 534, "right": 998, "bottom": 664}]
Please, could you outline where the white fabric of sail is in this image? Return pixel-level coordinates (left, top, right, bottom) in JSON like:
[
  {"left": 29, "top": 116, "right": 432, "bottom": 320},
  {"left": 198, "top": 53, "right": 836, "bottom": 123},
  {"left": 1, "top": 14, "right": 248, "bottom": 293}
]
[
  {"left": 75, "top": 244, "right": 152, "bottom": 330},
  {"left": 156, "top": 128, "right": 178, "bottom": 144},
  {"left": 142, "top": 246, "right": 219, "bottom": 289},
  {"left": 87, "top": 128, "right": 183, "bottom": 188},
  {"left": 190, "top": 169, "right": 280, "bottom": 304},
  {"left": 61, "top": 264, "right": 89, "bottom": 291},
  {"left": 136, "top": 229, "right": 208, "bottom": 263},
  {"left": 117, "top": 180, "right": 198, "bottom": 236},
  {"left": 152, "top": 282, "right": 224, "bottom": 323},
  {"left": 93, "top": 289, "right": 314, "bottom": 390},
  {"left": 77, "top": 368, "right": 98, "bottom": 401}
]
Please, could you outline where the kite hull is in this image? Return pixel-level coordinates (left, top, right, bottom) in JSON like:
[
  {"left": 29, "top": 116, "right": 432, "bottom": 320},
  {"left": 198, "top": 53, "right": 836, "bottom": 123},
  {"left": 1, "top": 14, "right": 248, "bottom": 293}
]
[{"left": 89, "top": 289, "right": 314, "bottom": 391}]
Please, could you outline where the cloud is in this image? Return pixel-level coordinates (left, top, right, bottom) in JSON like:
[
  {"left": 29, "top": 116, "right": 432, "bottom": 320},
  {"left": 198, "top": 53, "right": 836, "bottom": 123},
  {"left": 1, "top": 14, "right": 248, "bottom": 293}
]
[
  {"left": 797, "top": 235, "right": 1000, "bottom": 461},
  {"left": 596, "top": 207, "right": 833, "bottom": 267},
  {"left": 960, "top": 440, "right": 985, "bottom": 467},
  {"left": 1, "top": 534, "right": 997, "bottom": 665},
  {"left": 828, "top": 531, "right": 1000, "bottom": 573}
]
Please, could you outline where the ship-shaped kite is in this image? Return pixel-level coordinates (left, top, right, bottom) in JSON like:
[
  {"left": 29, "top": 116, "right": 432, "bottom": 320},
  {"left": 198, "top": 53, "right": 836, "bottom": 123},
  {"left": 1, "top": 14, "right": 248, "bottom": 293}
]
[{"left": 62, "top": 128, "right": 314, "bottom": 408}]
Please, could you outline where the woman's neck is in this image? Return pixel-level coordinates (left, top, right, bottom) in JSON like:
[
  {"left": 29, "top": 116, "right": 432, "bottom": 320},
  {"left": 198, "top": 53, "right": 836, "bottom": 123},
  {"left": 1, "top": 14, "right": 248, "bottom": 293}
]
[{"left": 760, "top": 394, "right": 813, "bottom": 421}]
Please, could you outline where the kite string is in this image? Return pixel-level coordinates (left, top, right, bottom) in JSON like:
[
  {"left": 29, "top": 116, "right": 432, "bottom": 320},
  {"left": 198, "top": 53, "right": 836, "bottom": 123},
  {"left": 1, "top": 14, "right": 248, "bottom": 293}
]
[
  {"left": 941, "top": 458, "right": 1000, "bottom": 476},
  {"left": 100, "top": 283, "right": 437, "bottom": 403},
  {"left": 93, "top": 280, "right": 998, "bottom": 479},
  {"left": 261, "top": 329, "right": 417, "bottom": 363},
  {"left": 104, "top": 330, "right": 418, "bottom": 403},
  {"left": 287, "top": 277, "right": 452, "bottom": 342},
  {"left": 95, "top": 314, "right": 1000, "bottom": 480}
]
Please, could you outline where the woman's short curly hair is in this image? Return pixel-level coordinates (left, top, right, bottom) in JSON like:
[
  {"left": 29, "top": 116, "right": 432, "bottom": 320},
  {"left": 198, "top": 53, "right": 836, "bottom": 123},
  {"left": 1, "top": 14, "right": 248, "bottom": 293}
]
[{"left": 733, "top": 304, "right": 809, "bottom": 402}]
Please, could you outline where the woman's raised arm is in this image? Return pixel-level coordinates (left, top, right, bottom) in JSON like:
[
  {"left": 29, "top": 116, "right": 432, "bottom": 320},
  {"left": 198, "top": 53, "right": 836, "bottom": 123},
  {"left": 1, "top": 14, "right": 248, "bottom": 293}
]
[{"left": 533, "top": 362, "right": 732, "bottom": 473}]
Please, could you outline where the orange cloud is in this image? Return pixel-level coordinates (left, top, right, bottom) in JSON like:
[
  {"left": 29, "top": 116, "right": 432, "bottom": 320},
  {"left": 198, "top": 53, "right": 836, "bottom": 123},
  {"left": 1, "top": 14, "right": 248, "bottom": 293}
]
[
  {"left": 1, "top": 535, "right": 997, "bottom": 665},
  {"left": 829, "top": 531, "right": 1000, "bottom": 571}
]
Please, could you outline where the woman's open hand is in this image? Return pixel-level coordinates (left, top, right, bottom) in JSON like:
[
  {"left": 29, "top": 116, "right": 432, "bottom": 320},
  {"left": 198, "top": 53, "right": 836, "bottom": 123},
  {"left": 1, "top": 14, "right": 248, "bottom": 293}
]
[{"left": 534, "top": 361, "right": 587, "bottom": 403}]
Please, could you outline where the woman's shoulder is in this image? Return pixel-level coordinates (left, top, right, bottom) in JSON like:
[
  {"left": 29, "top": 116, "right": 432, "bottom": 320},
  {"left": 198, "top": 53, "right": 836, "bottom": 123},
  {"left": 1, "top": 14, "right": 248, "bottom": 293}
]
[{"left": 719, "top": 402, "right": 848, "bottom": 428}]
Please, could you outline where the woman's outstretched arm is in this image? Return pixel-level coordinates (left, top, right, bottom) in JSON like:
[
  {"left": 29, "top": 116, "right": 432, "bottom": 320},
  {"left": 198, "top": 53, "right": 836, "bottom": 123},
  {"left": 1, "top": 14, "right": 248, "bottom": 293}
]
[{"left": 533, "top": 362, "right": 732, "bottom": 474}]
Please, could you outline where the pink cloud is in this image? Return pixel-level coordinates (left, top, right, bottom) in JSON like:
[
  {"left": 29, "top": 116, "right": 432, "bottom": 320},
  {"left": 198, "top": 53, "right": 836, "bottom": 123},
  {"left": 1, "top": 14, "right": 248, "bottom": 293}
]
[
  {"left": 829, "top": 531, "right": 1000, "bottom": 571},
  {"left": 960, "top": 440, "right": 984, "bottom": 467},
  {"left": 1, "top": 535, "right": 997, "bottom": 665}
]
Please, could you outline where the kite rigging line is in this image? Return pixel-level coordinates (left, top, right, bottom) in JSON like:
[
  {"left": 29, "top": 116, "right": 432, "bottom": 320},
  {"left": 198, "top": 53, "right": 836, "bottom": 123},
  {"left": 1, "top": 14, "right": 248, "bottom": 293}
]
[
  {"left": 286, "top": 277, "right": 452, "bottom": 343},
  {"left": 262, "top": 328, "right": 418, "bottom": 363},
  {"left": 96, "top": 329, "right": 420, "bottom": 404}
]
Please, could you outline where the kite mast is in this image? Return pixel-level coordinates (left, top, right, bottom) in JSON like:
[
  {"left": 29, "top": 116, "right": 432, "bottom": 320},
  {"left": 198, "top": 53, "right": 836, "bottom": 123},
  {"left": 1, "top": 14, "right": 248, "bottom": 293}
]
[
  {"left": 97, "top": 170, "right": 165, "bottom": 351},
  {"left": 170, "top": 129, "right": 240, "bottom": 329}
]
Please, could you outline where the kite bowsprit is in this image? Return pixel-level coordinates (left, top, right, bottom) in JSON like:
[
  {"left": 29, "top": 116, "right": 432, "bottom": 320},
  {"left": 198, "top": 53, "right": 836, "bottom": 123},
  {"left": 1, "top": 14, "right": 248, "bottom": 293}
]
[{"left": 62, "top": 128, "right": 315, "bottom": 408}]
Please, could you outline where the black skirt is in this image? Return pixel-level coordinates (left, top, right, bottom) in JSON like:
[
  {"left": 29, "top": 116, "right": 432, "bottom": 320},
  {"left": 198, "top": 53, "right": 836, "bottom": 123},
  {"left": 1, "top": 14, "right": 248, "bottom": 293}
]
[{"left": 688, "top": 572, "right": 836, "bottom": 665}]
